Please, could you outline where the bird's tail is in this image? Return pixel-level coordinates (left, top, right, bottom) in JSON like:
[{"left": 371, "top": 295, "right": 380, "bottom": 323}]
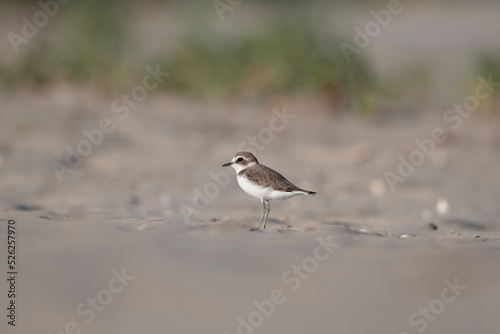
[{"left": 306, "top": 190, "right": 317, "bottom": 196}]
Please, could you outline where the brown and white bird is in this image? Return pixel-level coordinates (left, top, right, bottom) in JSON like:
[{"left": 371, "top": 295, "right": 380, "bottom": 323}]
[{"left": 222, "top": 152, "right": 316, "bottom": 229}]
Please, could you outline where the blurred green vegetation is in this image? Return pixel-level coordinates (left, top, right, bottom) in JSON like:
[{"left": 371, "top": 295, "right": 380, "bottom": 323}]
[
  {"left": 0, "top": 1, "right": 130, "bottom": 89},
  {"left": 161, "top": 19, "right": 378, "bottom": 103},
  {"left": 0, "top": 1, "right": 386, "bottom": 112},
  {"left": 5, "top": 0, "right": 491, "bottom": 114},
  {"left": 476, "top": 55, "right": 500, "bottom": 95},
  {"left": 472, "top": 54, "right": 500, "bottom": 113}
]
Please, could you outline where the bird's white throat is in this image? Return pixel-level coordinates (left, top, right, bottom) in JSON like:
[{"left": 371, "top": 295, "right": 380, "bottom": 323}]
[{"left": 230, "top": 161, "right": 257, "bottom": 174}]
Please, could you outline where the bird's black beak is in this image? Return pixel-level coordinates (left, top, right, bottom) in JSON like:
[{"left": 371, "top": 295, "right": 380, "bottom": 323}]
[{"left": 222, "top": 162, "right": 232, "bottom": 167}]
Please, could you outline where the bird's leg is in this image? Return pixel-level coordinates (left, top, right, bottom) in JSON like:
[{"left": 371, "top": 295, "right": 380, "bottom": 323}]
[
  {"left": 257, "top": 199, "right": 266, "bottom": 228},
  {"left": 263, "top": 200, "right": 271, "bottom": 229}
]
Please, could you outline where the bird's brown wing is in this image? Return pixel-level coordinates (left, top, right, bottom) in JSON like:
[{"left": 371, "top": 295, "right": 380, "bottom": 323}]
[{"left": 239, "top": 164, "right": 305, "bottom": 192}]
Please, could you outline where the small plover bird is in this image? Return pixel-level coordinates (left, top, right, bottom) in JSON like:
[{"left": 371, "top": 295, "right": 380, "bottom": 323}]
[{"left": 222, "top": 152, "right": 316, "bottom": 229}]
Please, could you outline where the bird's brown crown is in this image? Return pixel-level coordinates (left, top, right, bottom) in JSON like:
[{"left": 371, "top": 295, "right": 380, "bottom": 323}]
[{"left": 233, "top": 151, "right": 259, "bottom": 166}]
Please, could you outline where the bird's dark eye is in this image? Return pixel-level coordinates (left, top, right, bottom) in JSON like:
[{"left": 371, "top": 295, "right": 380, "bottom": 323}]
[{"left": 237, "top": 157, "right": 243, "bottom": 162}]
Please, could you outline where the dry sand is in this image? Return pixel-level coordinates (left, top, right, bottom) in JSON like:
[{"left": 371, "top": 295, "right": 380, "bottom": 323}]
[{"left": 0, "top": 89, "right": 499, "bottom": 334}]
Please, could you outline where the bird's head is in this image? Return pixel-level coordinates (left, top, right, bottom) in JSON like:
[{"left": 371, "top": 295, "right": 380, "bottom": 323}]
[{"left": 221, "top": 151, "right": 259, "bottom": 173}]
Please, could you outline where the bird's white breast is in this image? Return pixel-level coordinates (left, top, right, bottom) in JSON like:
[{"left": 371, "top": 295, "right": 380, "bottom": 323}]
[
  {"left": 236, "top": 174, "right": 306, "bottom": 200},
  {"left": 236, "top": 175, "right": 270, "bottom": 199}
]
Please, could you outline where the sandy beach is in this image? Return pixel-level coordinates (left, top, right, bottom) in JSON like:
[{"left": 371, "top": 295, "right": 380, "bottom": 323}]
[
  {"left": 0, "top": 90, "right": 499, "bottom": 334},
  {"left": 1, "top": 1, "right": 500, "bottom": 333}
]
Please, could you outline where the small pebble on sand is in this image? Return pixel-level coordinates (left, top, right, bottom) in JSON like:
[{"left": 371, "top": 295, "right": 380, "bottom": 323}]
[{"left": 428, "top": 222, "right": 438, "bottom": 230}]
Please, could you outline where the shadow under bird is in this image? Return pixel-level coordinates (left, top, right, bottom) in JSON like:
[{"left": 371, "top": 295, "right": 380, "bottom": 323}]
[{"left": 222, "top": 152, "right": 316, "bottom": 229}]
